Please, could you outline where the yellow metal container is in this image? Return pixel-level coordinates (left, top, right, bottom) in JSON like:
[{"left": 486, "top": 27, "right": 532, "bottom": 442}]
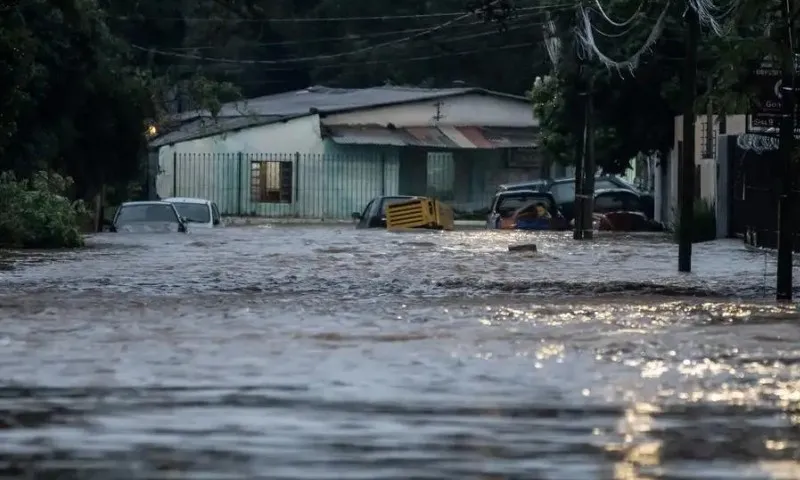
[{"left": 385, "top": 197, "right": 454, "bottom": 231}]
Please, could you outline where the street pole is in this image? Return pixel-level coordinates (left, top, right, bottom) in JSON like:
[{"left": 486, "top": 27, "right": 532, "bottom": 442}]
[
  {"left": 573, "top": 68, "right": 587, "bottom": 240},
  {"left": 582, "top": 74, "right": 596, "bottom": 240},
  {"left": 776, "top": 0, "right": 795, "bottom": 301},
  {"left": 678, "top": 5, "right": 699, "bottom": 272}
]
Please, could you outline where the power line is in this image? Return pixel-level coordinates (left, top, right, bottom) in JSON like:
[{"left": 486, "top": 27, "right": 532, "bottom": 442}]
[
  {"left": 131, "top": 2, "right": 541, "bottom": 65},
  {"left": 150, "top": 21, "right": 540, "bottom": 63},
  {"left": 114, "top": 3, "right": 574, "bottom": 23},
  {"left": 178, "top": 42, "right": 539, "bottom": 73},
  {"left": 132, "top": 25, "right": 535, "bottom": 65},
  {"left": 166, "top": 14, "right": 542, "bottom": 51}
]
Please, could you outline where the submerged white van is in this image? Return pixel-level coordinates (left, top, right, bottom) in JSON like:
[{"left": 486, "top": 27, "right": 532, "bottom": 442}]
[{"left": 162, "top": 197, "right": 222, "bottom": 228}]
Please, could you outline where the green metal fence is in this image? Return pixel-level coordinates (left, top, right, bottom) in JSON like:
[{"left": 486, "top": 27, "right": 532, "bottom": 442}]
[
  {"left": 163, "top": 152, "right": 398, "bottom": 220},
  {"left": 161, "top": 151, "right": 501, "bottom": 220}
]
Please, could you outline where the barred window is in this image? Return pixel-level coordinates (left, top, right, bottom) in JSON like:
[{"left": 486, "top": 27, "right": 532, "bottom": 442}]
[
  {"left": 250, "top": 160, "right": 293, "bottom": 203},
  {"left": 700, "top": 118, "right": 717, "bottom": 159}
]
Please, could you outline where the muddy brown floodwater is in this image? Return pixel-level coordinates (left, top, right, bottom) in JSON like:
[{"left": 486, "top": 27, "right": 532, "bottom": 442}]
[{"left": 1, "top": 226, "right": 800, "bottom": 479}]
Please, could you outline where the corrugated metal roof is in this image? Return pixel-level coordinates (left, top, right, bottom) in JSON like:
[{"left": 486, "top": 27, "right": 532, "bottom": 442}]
[
  {"left": 325, "top": 125, "right": 538, "bottom": 149},
  {"left": 150, "top": 86, "right": 533, "bottom": 149},
  {"left": 167, "top": 85, "right": 526, "bottom": 123},
  {"left": 149, "top": 115, "right": 286, "bottom": 147}
]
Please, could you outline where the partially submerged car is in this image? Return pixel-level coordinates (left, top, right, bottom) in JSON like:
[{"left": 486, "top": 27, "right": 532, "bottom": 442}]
[
  {"left": 162, "top": 197, "right": 222, "bottom": 228},
  {"left": 486, "top": 190, "right": 568, "bottom": 230},
  {"left": 591, "top": 189, "right": 662, "bottom": 232},
  {"left": 108, "top": 201, "right": 188, "bottom": 233},
  {"left": 353, "top": 195, "right": 418, "bottom": 229},
  {"left": 499, "top": 175, "right": 655, "bottom": 221}
]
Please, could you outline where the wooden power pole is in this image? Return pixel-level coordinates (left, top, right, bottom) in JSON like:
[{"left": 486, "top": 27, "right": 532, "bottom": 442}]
[
  {"left": 582, "top": 75, "right": 596, "bottom": 240},
  {"left": 678, "top": 6, "right": 699, "bottom": 272},
  {"left": 776, "top": 0, "right": 796, "bottom": 301},
  {"left": 573, "top": 63, "right": 587, "bottom": 240}
]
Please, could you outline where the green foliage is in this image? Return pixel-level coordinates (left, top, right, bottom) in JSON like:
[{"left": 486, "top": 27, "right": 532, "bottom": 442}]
[
  {"left": 0, "top": 171, "right": 87, "bottom": 249},
  {"left": 672, "top": 198, "right": 716, "bottom": 243},
  {"left": 528, "top": 0, "right": 782, "bottom": 175}
]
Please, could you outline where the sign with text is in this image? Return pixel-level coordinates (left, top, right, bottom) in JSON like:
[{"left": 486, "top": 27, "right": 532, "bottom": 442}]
[{"left": 746, "top": 55, "right": 800, "bottom": 135}]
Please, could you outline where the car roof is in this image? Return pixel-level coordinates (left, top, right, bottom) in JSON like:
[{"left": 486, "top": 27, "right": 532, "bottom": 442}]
[
  {"left": 494, "top": 189, "right": 553, "bottom": 198},
  {"left": 120, "top": 201, "right": 174, "bottom": 206},
  {"left": 376, "top": 195, "right": 417, "bottom": 201},
  {"left": 595, "top": 188, "right": 638, "bottom": 196},
  {"left": 162, "top": 197, "right": 212, "bottom": 204},
  {"left": 498, "top": 179, "right": 549, "bottom": 190}
]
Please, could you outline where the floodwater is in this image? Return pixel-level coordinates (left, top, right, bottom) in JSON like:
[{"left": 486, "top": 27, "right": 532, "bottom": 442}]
[{"left": 1, "top": 225, "right": 800, "bottom": 479}]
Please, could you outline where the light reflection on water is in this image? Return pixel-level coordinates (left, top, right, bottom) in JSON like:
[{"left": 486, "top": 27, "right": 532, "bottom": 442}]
[{"left": 0, "top": 226, "right": 799, "bottom": 478}]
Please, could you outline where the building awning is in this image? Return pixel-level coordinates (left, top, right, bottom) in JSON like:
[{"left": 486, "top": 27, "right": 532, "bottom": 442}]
[{"left": 324, "top": 125, "right": 538, "bottom": 149}]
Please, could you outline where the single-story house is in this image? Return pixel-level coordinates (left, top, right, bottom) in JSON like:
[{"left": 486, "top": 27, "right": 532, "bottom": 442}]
[{"left": 148, "top": 85, "right": 559, "bottom": 219}]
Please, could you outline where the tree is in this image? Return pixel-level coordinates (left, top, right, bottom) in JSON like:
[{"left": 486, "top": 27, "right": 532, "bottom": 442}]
[{"left": 527, "top": 0, "right": 778, "bottom": 175}]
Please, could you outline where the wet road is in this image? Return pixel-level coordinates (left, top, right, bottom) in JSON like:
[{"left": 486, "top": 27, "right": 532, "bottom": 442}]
[{"left": 1, "top": 226, "right": 800, "bottom": 479}]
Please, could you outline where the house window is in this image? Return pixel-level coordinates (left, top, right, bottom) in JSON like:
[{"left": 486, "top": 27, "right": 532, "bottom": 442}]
[
  {"left": 700, "top": 117, "right": 717, "bottom": 159},
  {"left": 251, "top": 160, "right": 293, "bottom": 203}
]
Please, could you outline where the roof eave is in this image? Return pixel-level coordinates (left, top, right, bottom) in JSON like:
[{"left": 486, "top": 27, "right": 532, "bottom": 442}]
[
  {"left": 317, "top": 88, "right": 529, "bottom": 118},
  {"left": 148, "top": 112, "right": 313, "bottom": 149}
]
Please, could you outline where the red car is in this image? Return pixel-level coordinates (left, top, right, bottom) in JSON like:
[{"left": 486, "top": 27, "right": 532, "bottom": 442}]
[{"left": 591, "top": 189, "right": 662, "bottom": 232}]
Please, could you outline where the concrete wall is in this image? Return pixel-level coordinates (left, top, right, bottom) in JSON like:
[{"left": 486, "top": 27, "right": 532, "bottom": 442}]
[
  {"left": 665, "top": 114, "right": 747, "bottom": 226},
  {"left": 156, "top": 114, "right": 324, "bottom": 202},
  {"left": 322, "top": 94, "right": 537, "bottom": 127}
]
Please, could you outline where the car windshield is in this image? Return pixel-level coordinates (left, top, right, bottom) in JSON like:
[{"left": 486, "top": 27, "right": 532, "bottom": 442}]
[
  {"left": 549, "top": 182, "right": 575, "bottom": 203},
  {"left": 115, "top": 204, "right": 179, "bottom": 224},
  {"left": 171, "top": 202, "right": 211, "bottom": 223},
  {"left": 594, "top": 192, "right": 642, "bottom": 213},
  {"left": 516, "top": 201, "right": 554, "bottom": 216},
  {"left": 548, "top": 178, "right": 625, "bottom": 203},
  {"left": 379, "top": 197, "right": 414, "bottom": 216},
  {"left": 496, "top": 194, "right": 553, "bottom": 216}
]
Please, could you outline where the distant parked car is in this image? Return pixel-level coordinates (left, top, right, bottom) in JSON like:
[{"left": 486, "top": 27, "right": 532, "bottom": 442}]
[
  {"left": 486, "top": 190, "right": 568, "bottom": 230},
  {"left": 162, "top": 197, "right": 222, "bottom": 228},
  {"left": 502, "top": 176, "right": 655, "bottom": 222},
  {"left": 108, "top": 201, "right": 188, "bottom": 233},
  {"left": 590, "top": 189, "right": 662, "bottom": 232},
  {"left": 496, "top": 179, "right": 550, "bottom": 194},
  {"left": 353, "top": 195, "right": 419, "bottom": 229}
]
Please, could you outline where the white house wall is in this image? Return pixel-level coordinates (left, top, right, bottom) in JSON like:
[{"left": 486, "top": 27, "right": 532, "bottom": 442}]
[
  {"left": 321, "top": 94, "right": 538, "bottom": 127},
  {"left": 156, "top": 114, "right": 323, "bottom": 201},
  {"left": 666, "top": 114, "right": 747, "bottom": 227}
]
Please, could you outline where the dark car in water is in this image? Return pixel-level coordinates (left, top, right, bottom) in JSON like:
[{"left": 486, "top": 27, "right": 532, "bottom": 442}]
[
  {"left": 109, "top": 201, "right": 188, "bottom": 233},
  {"left": 498, "top": 175, "right": 655, "bottom": 222},
  {"left": 352, "top": 195, "right": 418, "bottom": 228},
  {"left": 591, "top": 189, "right": 662, "bottom": 232},
  {"left": 486, "top": 190, "right": 568, "bottom": 230}
]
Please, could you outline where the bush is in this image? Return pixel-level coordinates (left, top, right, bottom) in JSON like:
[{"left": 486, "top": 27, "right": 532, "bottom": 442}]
[
  {"left": 672, "top": 198, "right": 716, "bottom": 243},
  {"left": 0, "top": 171, "right": 87, "bottom": 248}
]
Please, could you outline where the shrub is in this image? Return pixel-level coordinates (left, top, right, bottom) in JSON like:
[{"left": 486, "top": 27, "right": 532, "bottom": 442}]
[
  {"left": 0, "top": 171, "right": 87, "bottom": 248},
  {"left": 672, "top": 198, "right": 716, "bottom": 243}
]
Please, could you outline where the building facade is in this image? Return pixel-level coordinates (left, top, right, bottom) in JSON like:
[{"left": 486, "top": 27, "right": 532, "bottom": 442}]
[{"left": 148, "top": 86, "right": 545, "bottom": 219}]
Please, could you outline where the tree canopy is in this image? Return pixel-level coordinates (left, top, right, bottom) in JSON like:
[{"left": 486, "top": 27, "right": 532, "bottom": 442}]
[{"left": 528, "top": 0, "right": 778, "bottom": 174}]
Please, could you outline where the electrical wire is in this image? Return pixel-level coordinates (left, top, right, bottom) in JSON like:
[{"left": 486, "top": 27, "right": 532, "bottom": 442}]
[
  {"left": 113, "top": 3, "right": 574, "bottom": 23},
  {"left": 575, "top": 1, "right": 671, "bottom": 72},
  {"left": 592, "top": 0, "right": 646, "bottom": 27},
  {"left": 164, "top": 13, "right": 544, "bottom": 51},
  {"left": 195, "top": 42, "right": 538, "bottom": 72},
  {"left": 133, "top": 26, "right": 536, "bottom": 66},
  {"left": 132, "top": 1, "right": 547, "bottom": 66}
]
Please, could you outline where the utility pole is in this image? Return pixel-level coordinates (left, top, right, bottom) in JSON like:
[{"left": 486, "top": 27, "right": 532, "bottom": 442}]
[
  {"left": 776, "top": 0, "right": 795, "bottom": 301},
  {"left": 678, "top": 5, "right": 699, "bottom": 272},
  {"left": 582, "top": 74, "right": 596, "bottom": 240},
  {"left": 573, "top": 63, "right": 587, "bottom": 240}
]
